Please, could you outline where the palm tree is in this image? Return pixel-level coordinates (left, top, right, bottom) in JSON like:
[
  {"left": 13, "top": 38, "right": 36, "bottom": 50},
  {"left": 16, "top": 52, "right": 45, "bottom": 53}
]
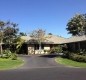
[{"left": 15, "top": 37, "right": 25, "bottom": 53}]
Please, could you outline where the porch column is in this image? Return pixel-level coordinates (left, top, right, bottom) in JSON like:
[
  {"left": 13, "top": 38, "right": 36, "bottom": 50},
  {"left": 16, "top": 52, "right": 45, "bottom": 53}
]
[
  {"left": 78, "top": 42, "right": 80, "bottom": 50},
  {"left": 73, "top": 43, "right": 75, "bottom": 51}
]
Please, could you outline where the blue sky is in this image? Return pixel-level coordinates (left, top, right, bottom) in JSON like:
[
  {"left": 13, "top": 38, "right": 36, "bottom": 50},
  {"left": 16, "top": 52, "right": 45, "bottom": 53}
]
[{"left": 0, "top": 0, "right": 86, "bottom": 38}]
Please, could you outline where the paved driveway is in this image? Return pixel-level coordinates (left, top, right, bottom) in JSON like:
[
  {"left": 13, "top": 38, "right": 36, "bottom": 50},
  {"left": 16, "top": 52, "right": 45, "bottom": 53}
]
[
  {"left": 0, "top": 55, "right": 86, "bottom": 80},
  {"left": 19, "top": 55, "right": 63, "bottom": 69}
]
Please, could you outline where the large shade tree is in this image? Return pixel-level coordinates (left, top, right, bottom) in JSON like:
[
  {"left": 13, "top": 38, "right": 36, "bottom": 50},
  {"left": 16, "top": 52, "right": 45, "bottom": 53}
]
[
  {"left": 66, "top": 14, "right": 86, "bottom": 36},
  {"left": 30, "top": 29, "right": 46, "bottom": 53},
  {"left": 4, "top": 22, "right": 19, "bottom": 41},
  {"left": 0, "top": 20, "right": 21, "bottom": 55},
  {"left": 3, "top": 21, "right": 19, "bottom": 51}
]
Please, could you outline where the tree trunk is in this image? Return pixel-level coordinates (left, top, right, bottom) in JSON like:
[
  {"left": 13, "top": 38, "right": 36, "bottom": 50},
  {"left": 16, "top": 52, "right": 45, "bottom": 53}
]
[
  {"left": 0, "top": 39, "right": 3, "bottom": 57},
  {"left": 39, "top": 42, "right": 42, "bottom": 54}
]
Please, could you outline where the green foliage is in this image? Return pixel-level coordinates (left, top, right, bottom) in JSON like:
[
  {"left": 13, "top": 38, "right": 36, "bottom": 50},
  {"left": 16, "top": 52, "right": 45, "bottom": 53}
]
[
  {"left": 50, "top": 45, "right": 63, "bottom": 53},
  {"left": 2, "top": 49, "right": 12, "bottom": 58},
  {"left": 0, "top": 49, "right": 18, "bottom": 60},
  {"left": 0, "top": 20, "right": 19, "bottom": 56},
  {"left": 3, "top": 21, "right": 19, "bottom": 45},
  {"left": 56, "top": 57, "right": 86, "bottom": 68},
  {"left": 62, "top": 51, "right": 70, "bottom": 58},
  {"left": 70, "top": 54, "right": 86, "bottom": 62},
  {"left": 15, "top": 37, "right": 25, "bottom": 53},
  {"left": 63, "top": 50, "right": 86, "bottom": 63},
  {"left": 44, "top": 50, "right": 50, "bottom": 54},
  {"left": 66, "top": 14, "right": 86, "bottom": 36},
  {"left": 19, "top": 32, "right": 27, "bottom": 36},
  {"left": 11, "top": 53, "right": 17, "bottom": 60},
  {"left": 78, "top": 49, "right": 86, "bottom": 55}
]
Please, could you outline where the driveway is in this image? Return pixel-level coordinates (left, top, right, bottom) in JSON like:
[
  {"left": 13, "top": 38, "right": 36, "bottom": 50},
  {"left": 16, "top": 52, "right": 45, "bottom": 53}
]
[
  {"left": 0, "top": 55, "right": 86, "bottom": 80},
  {"left": 19, "top": 55, "right": 63, "bottom": 69}
]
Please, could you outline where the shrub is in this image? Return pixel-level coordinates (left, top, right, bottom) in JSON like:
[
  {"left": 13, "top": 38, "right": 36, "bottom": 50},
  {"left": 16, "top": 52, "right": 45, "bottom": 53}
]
[
  {"left": 2, "top": 50, "right": 12, "bottom": 58},
  {"left": 44, "top": 50, "right": 50, "bottom": 54},
  {"left": 62, "top": 51, "right": 86, "bottom": 63},
  {"left": 50, "top": 45, "right": 63, "bottom": 54},
  {"left": 62, "top": 51, "right": 71, "bottom": 58},
  {"left": 70, "top": 54, "right": 86, "bottom": 62},
  {"left": 11, "top": 53, "right": 17, "bottom": 60}
]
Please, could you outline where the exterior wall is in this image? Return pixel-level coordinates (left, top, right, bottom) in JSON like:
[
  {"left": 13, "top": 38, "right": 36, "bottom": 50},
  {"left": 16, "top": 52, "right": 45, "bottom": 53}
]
[
  {"left": 35, "top": 50, "right": 44, "bottom": 54},
  {"left": 44, "top": 45, "right": 50, "bottom": 50},
  {"left": 67, "top": 41, "right": 86, "bottom": 52},
  {"left": 27, "top": 44, "right": 51, "bottom": 54},
  {"left": 28, "top": 45, "right": 35, "bottom": 54},
  {"left": 34, "top": 45, "right": 51, "bottom": 54}
]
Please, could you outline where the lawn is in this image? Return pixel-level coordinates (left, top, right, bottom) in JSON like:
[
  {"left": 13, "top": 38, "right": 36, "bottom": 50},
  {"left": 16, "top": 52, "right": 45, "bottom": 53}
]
[
  {"left": 0, "top": 58, "right": 24, "bottom": 70},
  {"left": 55, "top": 57, "right": 86, "bottom": 68}
]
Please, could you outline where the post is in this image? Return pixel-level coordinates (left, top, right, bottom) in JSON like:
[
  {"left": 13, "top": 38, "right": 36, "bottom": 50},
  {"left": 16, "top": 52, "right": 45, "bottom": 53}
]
[
  {"left": 0, "top": 39, "right": 3, "bottom": 57},
  {"left": 78, "top": 42, "right": 80, "bottom": 50},
  {"left": 73, "top": 43, "right": 75, "bottom": 51}
]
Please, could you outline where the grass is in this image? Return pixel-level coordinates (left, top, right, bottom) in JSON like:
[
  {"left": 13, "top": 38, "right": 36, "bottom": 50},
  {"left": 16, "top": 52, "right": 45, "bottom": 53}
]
[
  {"left": 55, "top": 57, "right": 86, "bottom": 68},
  {"left": 0, "top": 58, "right": 24, "bottom": 70}
]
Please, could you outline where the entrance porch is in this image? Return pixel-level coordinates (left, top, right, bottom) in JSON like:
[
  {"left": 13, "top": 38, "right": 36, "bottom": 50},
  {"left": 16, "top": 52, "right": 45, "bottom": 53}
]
[{"left": 27, "top": 44, "right": 52, "bottom": 55}]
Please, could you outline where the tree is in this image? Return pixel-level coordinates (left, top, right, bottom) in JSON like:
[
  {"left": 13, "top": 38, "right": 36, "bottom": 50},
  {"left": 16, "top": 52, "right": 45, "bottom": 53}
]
[
  {"left": 3, "top": 21, "right": 19, "bottom": 51},
  {"left": 0, "top": 21, "right": 5, "bottom": 56},
  {"left": 30, "top": 29, "right": 46, "bottom": 54},
  {"left": 48, "top": 33, "right": 52, "bottom": 35},
  {"left": 19, "top": 32, "right": 27, "bottom": 36},
  {"left": 66, "top": 14, "right": 86, "bottom": 36},
  {"left": 15, "top": 37, "right": 25, "bottom": 53}
]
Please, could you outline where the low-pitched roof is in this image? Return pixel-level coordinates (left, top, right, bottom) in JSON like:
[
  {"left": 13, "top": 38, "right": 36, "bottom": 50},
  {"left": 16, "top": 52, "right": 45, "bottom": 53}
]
[
  {"left": 21, "top": 35, "right": 86, "bottom": 44},
  {"left": 21, "top": 36, "right": 31, "bottom": 41},
  {"left": 46, "top": 35, "right": 66, "bottom": 44},
  {"left": 64, "top": 35, "right": 86, "bottom": 43},
  {"left": 21, "top": 35, "right": 66, "bottom": 44}
]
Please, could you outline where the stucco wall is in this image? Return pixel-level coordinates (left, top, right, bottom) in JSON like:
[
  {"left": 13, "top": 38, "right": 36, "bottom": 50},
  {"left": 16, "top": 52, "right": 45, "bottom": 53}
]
[
  {"left": 44, "top": 45, "right": 50, "bottom": 50},
  {"left": 27, "top": 44, "right": 51, "bottom": 54},
  {"left": 28, "top": 45, "right": 34, "bottom": 54}
]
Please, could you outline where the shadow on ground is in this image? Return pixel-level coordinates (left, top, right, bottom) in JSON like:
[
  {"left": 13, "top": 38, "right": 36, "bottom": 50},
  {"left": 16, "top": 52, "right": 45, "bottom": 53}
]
[{"left": 39, "top": 54, "right": 59, "bottom": 58}]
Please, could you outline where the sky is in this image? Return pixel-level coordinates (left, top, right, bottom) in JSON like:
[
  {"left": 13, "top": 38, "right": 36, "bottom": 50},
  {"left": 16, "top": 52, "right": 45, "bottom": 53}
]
[{"left": 0, "top": 0, "right": 86, "bottom": 38}]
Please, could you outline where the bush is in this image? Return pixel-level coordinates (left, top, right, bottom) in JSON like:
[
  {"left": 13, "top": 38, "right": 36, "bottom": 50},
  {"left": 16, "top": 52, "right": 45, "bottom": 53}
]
[
  {"left": 11, "top": 53, "right": 17, "bottom": 60},
  {"left": 44, "top": 50, "right": 50, "bottom": 54},
  {"left": 62, "top": 51, "right": 86, "bottom": 63},
  {"left": 70, "top": 54, "right": 86, "bottom": 62},
  {"left": 62, "top": 51, "right": 72, "bottom": 58},
  {"left": 50, "top": 45, "right": 63, "bottom": 54},
  {"left": 2, "top": 50, "right": 12, "bottom": 58}
]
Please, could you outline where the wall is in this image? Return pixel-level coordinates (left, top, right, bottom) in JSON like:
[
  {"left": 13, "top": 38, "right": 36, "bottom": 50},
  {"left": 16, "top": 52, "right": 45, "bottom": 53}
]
[
  {"left": 67, "top": 41, "right": 86, "bottom": 52},
  {"left": 44, "top": 45, "right": 50, "bottom": 50},
  {"left": 28, "top": 45, "right": 35, "bottom": 54}
]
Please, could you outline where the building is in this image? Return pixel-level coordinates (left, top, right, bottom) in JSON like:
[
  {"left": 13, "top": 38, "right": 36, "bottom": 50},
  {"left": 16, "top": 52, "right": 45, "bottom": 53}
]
[
  {"left": 64, "top": 35, "right": 86, "bottom": 52},
  {"left": 21, "top": 35, "right": 86, "bottom": 55}
]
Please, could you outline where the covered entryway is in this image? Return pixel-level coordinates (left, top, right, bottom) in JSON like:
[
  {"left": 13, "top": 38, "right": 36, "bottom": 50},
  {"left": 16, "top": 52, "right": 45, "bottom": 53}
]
[
  {"left": 27, "top": 44, "right": 51, "bottom": 55},
  {"left": 26, "top": 39, "right": 54, "bottom": 55}
]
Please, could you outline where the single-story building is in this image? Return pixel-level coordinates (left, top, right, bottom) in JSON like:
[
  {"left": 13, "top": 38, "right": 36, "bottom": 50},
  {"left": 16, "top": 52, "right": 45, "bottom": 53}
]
[
  {"left": 20, "top": 35, "right": 86, "bottom": 55},
  {"left": 64, "top": 35, "right": 86, "bottom": 52},
  {"left": 21, "top": 35, "right": 66, "bottom": 55}
]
